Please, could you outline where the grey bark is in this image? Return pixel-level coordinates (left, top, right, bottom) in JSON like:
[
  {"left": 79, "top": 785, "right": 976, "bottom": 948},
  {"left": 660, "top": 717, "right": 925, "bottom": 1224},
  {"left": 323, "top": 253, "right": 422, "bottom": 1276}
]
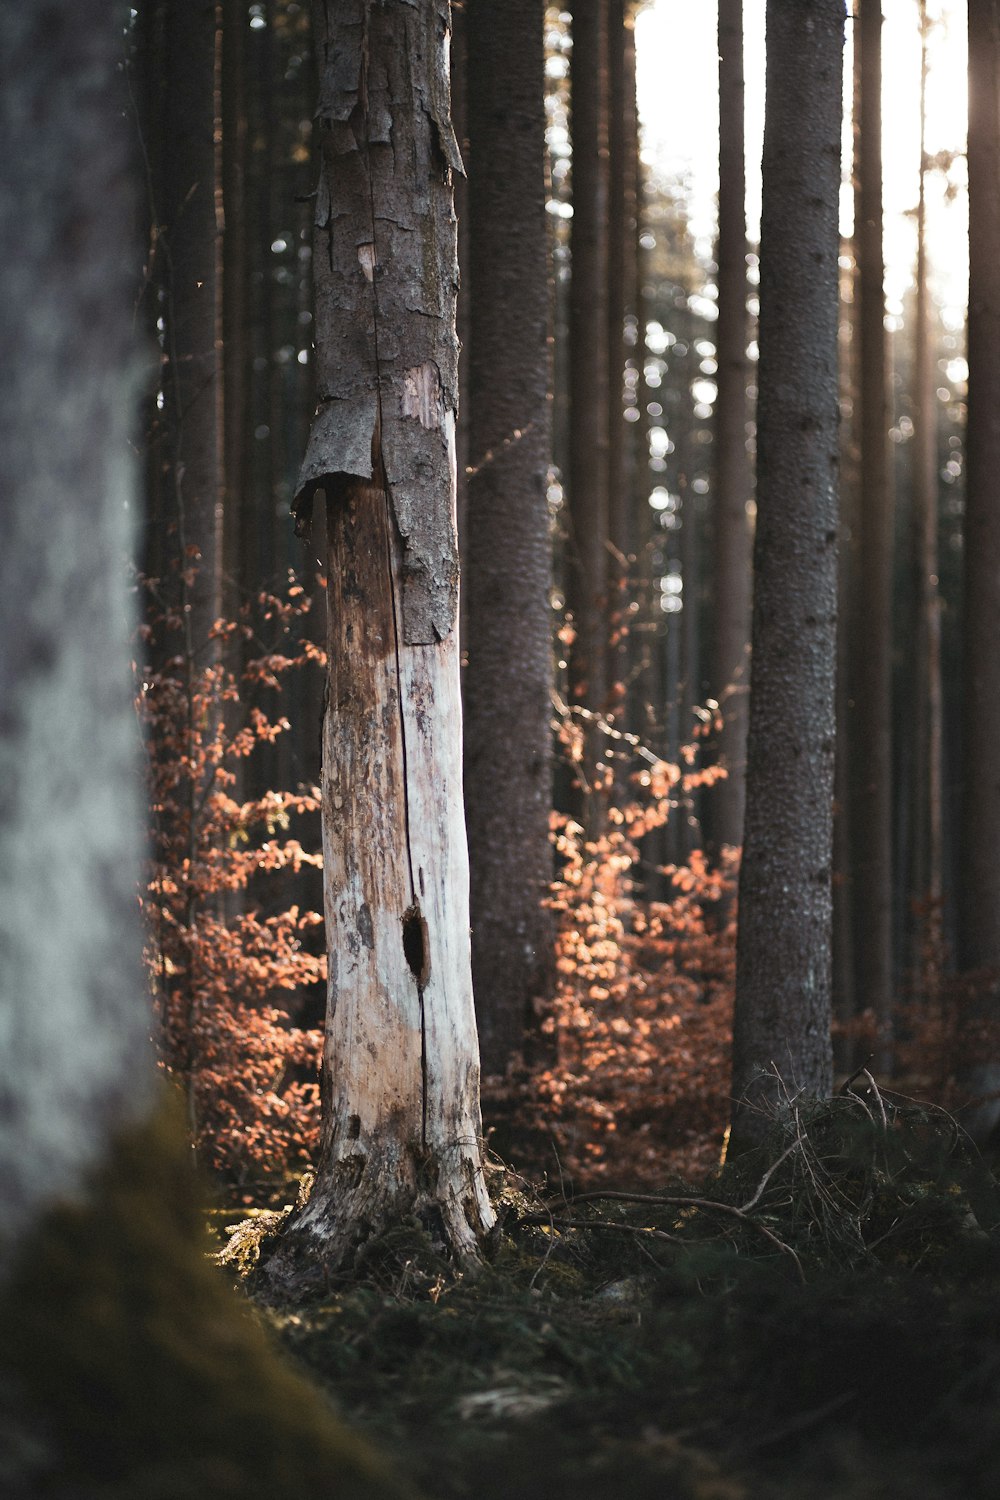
[
  {"left": 959, "top": 0, "right": 1000, "bottom": 1141},
  {"left": 463, "top": 0, "right": 554, "bottom": 1077},
  {"left": 566, "top": 0, "right": 610, "bottom": 713},
  {"left": 709, "top": 0, "right": 753, "bottom": 856},
  {"left": 221, "top": 0, "right": 249, "bottom": 630},
  {"left": 731, "top": 0, "right": 844, "bottom": 1148},
  {"left": 160, "top": 0, "right": 225, "bottom": 659},
  {"left": 852, "top": 0, "right": 894, "bottom": 1071},
  {"left": 263, "top": 0, "right": 495, "bottom": 1289},
  {"left": 0, "top": 0, "right": 152, "bottom": 1266}
]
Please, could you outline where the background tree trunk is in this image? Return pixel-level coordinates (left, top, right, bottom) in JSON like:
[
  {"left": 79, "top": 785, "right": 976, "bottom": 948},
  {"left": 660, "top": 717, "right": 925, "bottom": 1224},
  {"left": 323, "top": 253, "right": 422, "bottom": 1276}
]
[
  {"left": 160, "top": 0, "right": 225, "bottom": 661},
  {"left": 907, "top": 0, "right": 944, "bottom": 997},
  {"left": 852, "top": 0, "right": 894, "bottom": 1071},
  {"left": 607, "top": 0, "right": 638, "bottom": 719},
  {"left": 709, "top": 0, "right": 752, "bottom": 858},
  {"left": 959, "top": 0, "right": 1000, "bottom": 1142},
  {"left": 263, "top": 0, "right": 495, "bottom": 1291},
  {"left": 463, "top": 0, "right": 554, "bottom": 1079},
  {"left": 566, "top": 0, "right": 610, "bottom": 718},
  {"left": 731, "top": 0, "right": 844, "bottom": 1149}
]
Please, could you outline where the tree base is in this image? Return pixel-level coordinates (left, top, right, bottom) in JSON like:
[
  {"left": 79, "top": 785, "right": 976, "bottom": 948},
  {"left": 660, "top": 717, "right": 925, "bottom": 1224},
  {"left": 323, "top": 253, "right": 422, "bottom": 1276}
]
[{"left": 257, "top": 1152, "right": 496, "bottom": 1301}]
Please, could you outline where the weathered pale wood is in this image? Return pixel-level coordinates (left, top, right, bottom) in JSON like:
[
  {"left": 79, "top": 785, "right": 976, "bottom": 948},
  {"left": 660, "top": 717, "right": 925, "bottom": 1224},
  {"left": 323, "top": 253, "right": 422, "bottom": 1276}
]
[{"left": 264, "top": 0, "right": 494, "bottom": 1287}]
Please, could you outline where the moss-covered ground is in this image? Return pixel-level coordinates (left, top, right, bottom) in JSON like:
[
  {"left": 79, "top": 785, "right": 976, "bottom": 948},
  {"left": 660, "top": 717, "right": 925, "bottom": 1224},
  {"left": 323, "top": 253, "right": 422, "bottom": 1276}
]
[{"left": 231, "top": 1091, "right": 1000, "bottom": 1500}]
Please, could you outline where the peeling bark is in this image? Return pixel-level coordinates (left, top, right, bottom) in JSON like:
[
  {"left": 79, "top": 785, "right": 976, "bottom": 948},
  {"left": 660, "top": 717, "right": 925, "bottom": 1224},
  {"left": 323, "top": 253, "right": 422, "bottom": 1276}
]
[
  {"left": 295, "top": 0, "right": 463, "bottom": 647},
  {"left": 267, "top": 0, "right": 494, "bottom": 1290}
]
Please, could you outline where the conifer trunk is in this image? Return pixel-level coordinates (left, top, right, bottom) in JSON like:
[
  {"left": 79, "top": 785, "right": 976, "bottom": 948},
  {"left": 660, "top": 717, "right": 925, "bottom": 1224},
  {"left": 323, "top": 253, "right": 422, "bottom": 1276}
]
[
  {"left": 908, "top": 0, "right": 944, "bottom": 993},
  {"left": 731, "top": 0, "right": 844, "bottom": 1148},
  {"left": 959, "top": 0, "right": 1000, "bottom": 1141},
  {"left": 852, "top": 0, "right": 894, "bottom": 1070},
  {"left": 567, "top": 0, "right": 610, "bottom": 715},
  {"left": 710, "top": 0, "right": 752, "bottom": 857},
  {"left": 463, "top": 0, "right": 553, "bottom": 1077},
  {"left": 161, "top": 0, "right": 225, "bottom": 659}
]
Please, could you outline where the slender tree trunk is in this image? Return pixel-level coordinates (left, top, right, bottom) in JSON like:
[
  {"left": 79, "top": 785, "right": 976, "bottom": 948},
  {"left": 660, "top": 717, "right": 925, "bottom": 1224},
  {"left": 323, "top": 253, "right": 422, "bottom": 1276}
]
[
  {"left": 262, "top": 0, "right": 494, "bottom": 1291},
  {"left": 852, "top": 0, "right": 894, "bottom": 1071},
  {"left": 731, "top": 0, "right": 844, "bottom": 1149},
  {"left": 607, "top": 0, "right": 634, "bottom": 717},
  {"left": 567, "top": 0, "right": 610, "bottom": 715},
  {"left": 908, "top": 0, "right": 944, "bottom": 993},
  {"left": 833, "top": 255, "right": 857, "bottom": 1073},
  {"left": 678, "top": 468, "right": 702, "bottom": 857},
  {"left": 959, "top": 0, "right": 1000, "bottom": 1141},
  {"left": 161, "top": 0, "right": 225, "bottom": 660},
  {"left": 221, "top": 0, "right": 249, "bottom": 629},
  {"left": 463, "top": 0, "right": 554, "bottom": 1078},
  {"left": 709, "top": 0, "right": 752, "bottom": 857}
]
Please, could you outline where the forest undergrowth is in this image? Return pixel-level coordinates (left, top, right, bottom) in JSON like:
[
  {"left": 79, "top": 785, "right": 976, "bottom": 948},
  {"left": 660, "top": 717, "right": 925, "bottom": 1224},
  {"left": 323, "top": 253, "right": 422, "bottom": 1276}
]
[
  {"left": 210, "top": 1080, "right": 1000, "bottom": 1500},
  {"left": 141, "top": 580, "right": 1000, "bottom": 1497}
]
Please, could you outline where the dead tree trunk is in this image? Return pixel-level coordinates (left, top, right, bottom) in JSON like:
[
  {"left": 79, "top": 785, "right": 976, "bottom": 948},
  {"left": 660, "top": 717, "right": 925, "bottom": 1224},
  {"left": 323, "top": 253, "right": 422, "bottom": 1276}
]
[{"left": 262, "top": 0, "right": 495, "bottom": 1292}]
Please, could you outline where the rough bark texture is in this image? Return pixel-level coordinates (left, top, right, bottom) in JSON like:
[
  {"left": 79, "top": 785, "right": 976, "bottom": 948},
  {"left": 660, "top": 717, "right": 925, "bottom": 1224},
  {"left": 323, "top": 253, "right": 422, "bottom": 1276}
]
[
  {"left": 566, "top": 0, "right": 610, "bottom": 713},
  {"left": 463, "top": 0, "right": 554, "bottom": 1077},
  {"left": 852, "top": 0, "right": 894, "bottom": 1070},
  {"left": 959, "top": 0, "right": 1000, "bottom": 1141},
  {"left": 265, "top": 0, "right": 494, "bottom": 1289},
  {"left": 731, "top": 0, "right": 844, "bottom": 1148},
  {"left": 0, "top": 0, "right": 153, "bottom": 1268},
  {"left": 709, "top": 0, "right": 753, "bottom": 856}
]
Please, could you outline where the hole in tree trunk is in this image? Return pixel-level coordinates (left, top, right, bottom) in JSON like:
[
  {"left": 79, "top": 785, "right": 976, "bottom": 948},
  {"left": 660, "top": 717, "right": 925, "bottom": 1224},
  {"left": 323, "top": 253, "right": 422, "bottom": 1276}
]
[{"left": 402, "top": 903, "right": 431, "bottom": 986}]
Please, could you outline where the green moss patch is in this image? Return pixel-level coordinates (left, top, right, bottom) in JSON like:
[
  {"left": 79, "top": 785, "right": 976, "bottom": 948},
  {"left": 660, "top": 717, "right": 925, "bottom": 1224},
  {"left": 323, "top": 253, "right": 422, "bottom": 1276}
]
[{"left": 0, "top": 1097, "right": 411, "bottom": 1499}]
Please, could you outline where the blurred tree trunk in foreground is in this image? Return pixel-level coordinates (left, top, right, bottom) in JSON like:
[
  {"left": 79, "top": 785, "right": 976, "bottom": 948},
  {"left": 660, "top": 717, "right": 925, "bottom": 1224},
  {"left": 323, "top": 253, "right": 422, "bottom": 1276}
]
[{"left": 0, "top": 7, "right": 398, "bottom": 1494}]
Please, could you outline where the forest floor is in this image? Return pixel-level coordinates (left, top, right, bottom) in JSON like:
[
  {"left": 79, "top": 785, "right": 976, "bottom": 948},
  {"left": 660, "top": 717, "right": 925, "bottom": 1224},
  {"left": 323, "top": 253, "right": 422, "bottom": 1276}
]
[{"left": 218, "top": 1089, "right": 1000, "bottom": 1500}]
